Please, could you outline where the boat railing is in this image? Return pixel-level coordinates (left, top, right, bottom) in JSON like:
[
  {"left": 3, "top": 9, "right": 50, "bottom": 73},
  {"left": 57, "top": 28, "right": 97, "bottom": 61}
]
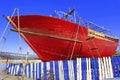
[
  {"left": 85, "top": 21, "right": 112, "bottom": 36},
  {"left": 52, "top": 9, "right": 114, "bottom": 36},
  {"left": 52, "top": 9, "right": 75, "bottom": 23}
]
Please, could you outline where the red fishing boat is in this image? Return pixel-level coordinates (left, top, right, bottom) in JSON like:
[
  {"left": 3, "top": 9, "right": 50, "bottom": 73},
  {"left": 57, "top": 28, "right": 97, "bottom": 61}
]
[{"left": 6, "top": 9, "right": 119, "bottom": 61}]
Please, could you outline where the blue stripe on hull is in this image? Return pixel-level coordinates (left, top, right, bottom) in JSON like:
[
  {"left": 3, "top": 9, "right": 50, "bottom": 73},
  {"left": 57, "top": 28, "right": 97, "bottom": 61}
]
[
  {"left": 43, "top": 62, "right": 47, "bottom": 80},
  {"left": 28, "top": 64, "right": 31, "bottom": 78},
  {"left": 82, "top": 58, "right": 86, "bottom": 80},
  {"left": 63, "top": 60, "right": 69, "bottom": 80},
  {"left": 55, "top": 61, "right": 59, "bottom": 80},
  {"left": 33, "top": 63, "right": 35, "bottom": 79},
  {"left": 50, "top": 62, "right": 53, "bottom": 73},
  {"left": 36, "top": 63, "right": 41, "bottom": 80},
  {"left": 73, "top": 59, "right": 77, "bottom": 80}
]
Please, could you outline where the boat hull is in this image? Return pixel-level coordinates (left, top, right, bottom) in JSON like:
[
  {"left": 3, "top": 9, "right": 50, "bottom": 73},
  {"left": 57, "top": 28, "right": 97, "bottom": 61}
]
[{"left": 7, "top": 15, "right": 119, "bottom": 61}]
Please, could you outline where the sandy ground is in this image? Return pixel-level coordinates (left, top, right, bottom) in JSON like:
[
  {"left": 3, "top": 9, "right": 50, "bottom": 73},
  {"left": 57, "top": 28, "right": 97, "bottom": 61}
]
[
  {"left": 0, "top": 74, "right": 34, "bottom": 80},
  {"left": 0, "top": 70, "right": 34, "bottom": 80}
]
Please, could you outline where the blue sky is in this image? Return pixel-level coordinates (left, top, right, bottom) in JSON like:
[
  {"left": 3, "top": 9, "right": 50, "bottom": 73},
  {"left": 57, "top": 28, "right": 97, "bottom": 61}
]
[{"left": 0, "top": 0, "right": 120, "bottom": 54}]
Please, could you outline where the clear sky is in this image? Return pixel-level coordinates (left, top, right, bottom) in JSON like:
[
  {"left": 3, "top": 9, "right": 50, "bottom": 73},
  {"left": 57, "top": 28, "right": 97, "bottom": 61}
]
[{"left": 0, "top": 0, "right": 120, "bottom": 54}]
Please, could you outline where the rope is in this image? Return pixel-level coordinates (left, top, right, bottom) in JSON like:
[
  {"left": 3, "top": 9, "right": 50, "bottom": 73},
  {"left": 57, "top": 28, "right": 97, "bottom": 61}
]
[
  {"left": 76, "top": 17, "right": 94, "bottom": 58},
  {"left": 26, "top": 46, "right": 30, "bottom": 63},
  {"left": 0, "top": 9, "right": 17, "bottom": 53},
  {"left": 15, "top": 8, "right": 25, "bottom": 80},
  {"left": 0, "top": 35, "right": 6, "bottom": 52},
  {"left": 70, "top": 23, "right": 80, "bottom": 60},
  {"left": 0, "top": 26, "right": 13, "bottom": 52},
  {"left": 16, "top": 8, "right": 22, "bottom": 55},
  {"left": 75, "top": 12, "right": 100, "bottom": 79},
  {"left": 0, "top": 8, "right": 17, "bottom": 44},
  {"left": 66, "top": 20, "right": 81, "bottom": 60},
  {"left": 15, "top": 8, "right": 24, "bottom": 61},
  {"left": 68, "top": 11, "right": 80, "bottom": 78},
  {"left": 77, "top": 12, "right": 102, "bottom": 58}
]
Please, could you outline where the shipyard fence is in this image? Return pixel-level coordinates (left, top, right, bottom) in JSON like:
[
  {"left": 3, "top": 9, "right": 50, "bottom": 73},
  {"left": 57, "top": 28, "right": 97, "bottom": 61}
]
[{"left": 5, "top": 56, "right": 120, "bottom": 80}]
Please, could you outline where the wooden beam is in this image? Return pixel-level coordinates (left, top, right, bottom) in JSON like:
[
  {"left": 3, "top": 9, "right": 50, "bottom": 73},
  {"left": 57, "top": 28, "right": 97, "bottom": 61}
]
[{"left": 11, "top": 28, "right": 82, "bottom": 43}]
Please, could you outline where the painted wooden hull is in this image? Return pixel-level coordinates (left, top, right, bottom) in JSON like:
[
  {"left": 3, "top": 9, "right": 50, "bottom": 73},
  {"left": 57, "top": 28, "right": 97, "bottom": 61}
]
[{"left": 6, "top": 15, "right": 119, "bottom": 61}]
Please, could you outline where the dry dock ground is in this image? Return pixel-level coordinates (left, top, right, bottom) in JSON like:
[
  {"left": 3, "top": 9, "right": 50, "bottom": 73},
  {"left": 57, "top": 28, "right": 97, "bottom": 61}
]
[
  {"left": 0, "top": 74, "right": 34, "bottom": 80},
  {"left": 0, "top": 70, "right": 34, "bottom": 80},
  {"left": 0, "top": 74, "right": 33, "bottom": 80}
]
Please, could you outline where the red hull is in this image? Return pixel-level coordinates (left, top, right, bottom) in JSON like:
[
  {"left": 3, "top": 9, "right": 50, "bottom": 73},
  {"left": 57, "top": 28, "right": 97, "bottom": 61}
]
[{"left": 7, "top": 15, "right": 119, "bottom": 61}]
